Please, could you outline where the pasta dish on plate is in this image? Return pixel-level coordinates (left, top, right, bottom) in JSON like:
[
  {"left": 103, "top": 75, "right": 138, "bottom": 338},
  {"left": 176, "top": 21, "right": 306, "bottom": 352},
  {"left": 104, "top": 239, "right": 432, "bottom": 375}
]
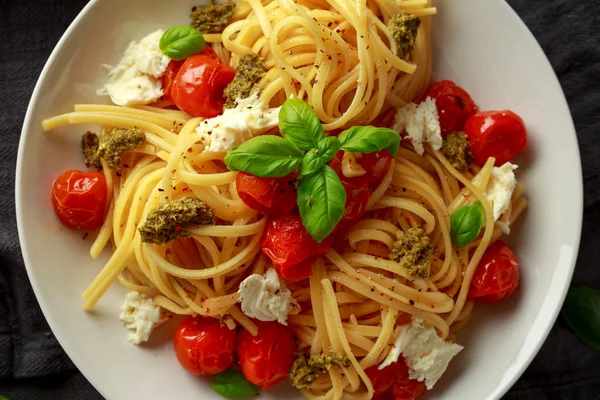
[{"left": 42, "top": 0, "right": 529, "bottom": 398}]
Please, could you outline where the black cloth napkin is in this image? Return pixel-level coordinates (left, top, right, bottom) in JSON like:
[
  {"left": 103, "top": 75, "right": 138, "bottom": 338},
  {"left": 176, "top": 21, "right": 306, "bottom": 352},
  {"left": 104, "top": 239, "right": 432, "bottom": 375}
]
[{"left": 1, "top": 0, "right": 599, "bottom": 399}]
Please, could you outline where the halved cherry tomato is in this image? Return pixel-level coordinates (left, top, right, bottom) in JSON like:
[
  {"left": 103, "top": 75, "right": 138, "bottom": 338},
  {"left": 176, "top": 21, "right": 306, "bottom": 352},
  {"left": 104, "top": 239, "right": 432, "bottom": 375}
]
[
  {"left": 171, "top": 54, "right": 235, "bottom": 118},
  {"left": 237, "top": 321, "right": 297, "bottom": 389},
  {"left": 161, "top": 47, "right": 220, "bottom": 102},
  {"left": 52, "top": 170, "right": 107, "bottom": 230},
  {"left": 423, "top": 80, "right": 478, "bottom": 135},
  {"left": 468, "top": 240, "right": 519, "bottom": 303},
  {"left": 236, "top": 172, "right": 297, "bottom": 216},
  {"left": 365, "top": 359, "right": 426, "bottom": 400},
  {"left": 464, "top": 110, "right": 527, "bottom": 166},
  {"left": 173, "top": 316, "right": 236, "bottom": 376},
  {"left": 360, "top": 150, "right": 394, "bottom": 184},
  {"left": 261, "top": 215, "right": 334, "bottom": 281}
]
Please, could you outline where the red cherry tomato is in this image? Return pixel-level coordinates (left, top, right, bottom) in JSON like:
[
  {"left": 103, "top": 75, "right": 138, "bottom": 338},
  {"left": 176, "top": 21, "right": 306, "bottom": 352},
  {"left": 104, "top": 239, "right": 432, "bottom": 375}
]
[
  {"left": 237, "top": 321, "right": 297, "bottom": 389},
  {"left": 463, "top": 110, "right": 527, "bottom": 166},
  {"left": 52, "top": 170, "right": 107, "bottom": 230},
  {"left": 366, "top": 359, "right": 426, "bottom": 400},
  {"left": 161, "top": 47, "right": 220, "bottom": 102},
  {"left": 334, "top": 176, "right": 369, "bottom": 233},
  {"left": 171, "top": 54, "right": 235, "bottom": 118},
  {"left": 468, "top": 240, "right": 520, "bottom": 303},
  {"left": 261, "top": 215, "right": 334, "bottom": 280},
  {"left": 423, "top": 80, "right": 478, "bottom": 134},
  {"left": 236, "top": 172, "right": 297, "bottom": 216},
  {"left": 360, "top": 150, "right": 394, "bottom": 184},
  {"left": 173, "top": 316, "right": 236, "bottom": 376}
]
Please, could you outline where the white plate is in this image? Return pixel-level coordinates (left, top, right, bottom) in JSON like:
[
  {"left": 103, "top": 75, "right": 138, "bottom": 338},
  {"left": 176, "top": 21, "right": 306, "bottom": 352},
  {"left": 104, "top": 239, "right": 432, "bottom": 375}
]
[{"left": 16, "top": 0, "right": 583, "bottom": 399}]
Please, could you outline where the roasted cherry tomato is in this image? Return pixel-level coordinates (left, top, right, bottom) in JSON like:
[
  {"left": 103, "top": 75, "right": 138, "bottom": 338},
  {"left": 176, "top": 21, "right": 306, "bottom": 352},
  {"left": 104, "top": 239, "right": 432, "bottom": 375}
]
[
  {"left": 52, "top": 170, "right": 107, "bottom": 230},
  {"left": 365, "top": 359, "right": 426, "bottom": 400},
  {"left": 161, "top": 47, "right": 220, "bottom": 102},
  {"left": 237, "top": 321, "right": 297, "bottom": 389},
  {"left": 468, "top": 240, "right": 519, "bottom": 303},
  {"left": 464, "top": 110, "right": 527, "bottom": 166},
  {"left": 173, "top": 316, "right": 236, "bottom": 376},
  {"left": 334, "top": 176, "right": 369, "bottom": 233},
  {"left": 423, "top": 80, "right": 478, "bottom": 134},
  {"left": 360, "top": 150, "right": 394, "bottom": 184},
  {"left": 261, "top": 215, "right": 334, "bottom": 280},
  {"left": 171, "top": 54, "right": 235, "bottom": 118},
  {"left": 236, "top": 172, "right": 297, "bottom": 216}
]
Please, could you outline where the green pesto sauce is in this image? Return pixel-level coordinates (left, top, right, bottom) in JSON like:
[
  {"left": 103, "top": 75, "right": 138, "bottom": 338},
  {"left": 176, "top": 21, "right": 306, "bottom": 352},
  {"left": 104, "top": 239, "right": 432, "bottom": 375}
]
[
  {"left": 289, "top": 351, "right": 350, "bottom": 389},
  {"left": 98, "top": 128, "right": 145, "bottom": 170},
  {"left": 389, "top": 227, "right": 432, "bottom": 278},
  {"left": 223, "top": 53, "right": 267, "bottom": 109},
  {"left": 442, "top": 131, "right": 473, "bottom": 171},
  {"left": 81, "top": 131, "right": 102, "bottom": 170},
  {"left": 138, "top": 197, "right": 216, "bottom": 245},
  {"left": 190, "top": 1, "right": 236, "bottom": 34},
  {"left": 388, "top": 11, "right": 421, "bottom": 60}
]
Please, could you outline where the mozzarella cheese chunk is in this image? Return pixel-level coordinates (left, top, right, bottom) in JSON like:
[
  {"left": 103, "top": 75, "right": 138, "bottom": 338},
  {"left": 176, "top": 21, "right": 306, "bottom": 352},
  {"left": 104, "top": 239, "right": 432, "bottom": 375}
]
[
  {"left": 238, "top": 268, "right": 297, "bottom": 325},
  {"left": 379, "top": 319, "right": 463, "bottom": 390},
  {"left": 473, "top": 162, "right": 518, "bottom": 221},
  {"left": 197, "top": 93, "right": 280, "bottom": 153},
  {"left": 119, "top": 291, "right": 165, "bottom": 345},
  {"left": 392, "top": 97, "right": 442, "bottom": 155},
  {"left": 341, "top": 152, "right": 366, "bottom": 178},
  {"left": 97, "top": 30, "right": 170, "bottom": 106}
]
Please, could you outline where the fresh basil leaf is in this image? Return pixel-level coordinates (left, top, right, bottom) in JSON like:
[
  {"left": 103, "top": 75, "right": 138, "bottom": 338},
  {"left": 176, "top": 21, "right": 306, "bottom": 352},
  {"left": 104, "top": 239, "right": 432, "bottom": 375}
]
[
  {"left": 159, "top": 26, "right": 205, "bottom": 61},
  {"left": 224, "top": 136, "right": 303, "bottom": 177},
  {"left": 317, "top": 136, "right": 341, "bottom": 163},
  {"left": 279, "top": 98, "right": 324, "bottom": 150},
  {"left": 450, "top": 201, "right": 484, "bottom": 248},
  {"left": 0, "top": 396, "right": 10, "bottom": 400},
  {"left": 211, "top": 369, "right": 258, "bottom": 398},
  {"left": 338, "top": 126, "right": 400, "bottom": 156},
  {"left": 301, "top": 149, "right": 326, "bottom": 175},
  {"left": 562, "top": 285, "right": 600, "bottom": 351},
  {"left": 298, "top": 165, "right": 346, "bottom": 242}
]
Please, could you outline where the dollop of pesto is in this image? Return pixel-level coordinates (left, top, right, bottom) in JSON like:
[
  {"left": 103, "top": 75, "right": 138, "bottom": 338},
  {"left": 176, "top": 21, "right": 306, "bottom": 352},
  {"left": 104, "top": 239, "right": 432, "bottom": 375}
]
[
  {"left": 81, "top": 131, "right": 102, "bottom": 170},
  {"left": 138, "top": 197, "right": 216, "bottom": 245},
  {"left": 223, "top": 53, "right": 267, "bottom": 109},
  {"left": 190, "top": 1, "right": 236, "bottom": 33},
  {"left": 289, "top": 351, "right": 350, "bottom": 389},
  {"left": 442, "top": 132, "right": 473, "bottom": 171},
  {"left": 388, "top": 11, "right": 421, "bottom": 60},
  {"left": 389, "top": 227, "right": 432, "bottom": 278},
  {"left": 98, "top": 128, "right": 146, "bottom": 170}
]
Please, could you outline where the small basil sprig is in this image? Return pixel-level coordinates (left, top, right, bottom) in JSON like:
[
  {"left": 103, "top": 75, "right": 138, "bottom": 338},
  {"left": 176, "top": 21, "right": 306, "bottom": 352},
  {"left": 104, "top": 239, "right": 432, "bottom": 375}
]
[
  {"left": 211, "top": 369, "right": 258, "bottom": 398},
  {"left": 225, "top": 99, "right": 400, "bottom": 242},
  {"left": 159, "top": 26, "right": 205, "bottom": 61},
  {"left": 450, "top": 201, "right": 484, "bottom": 248},
  {"left": 562, "top": 285, "right": 600, "bottom": 351}
]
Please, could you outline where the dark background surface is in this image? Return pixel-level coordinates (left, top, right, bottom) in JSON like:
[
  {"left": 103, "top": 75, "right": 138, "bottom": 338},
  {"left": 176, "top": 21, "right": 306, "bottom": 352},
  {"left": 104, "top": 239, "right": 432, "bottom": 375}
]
[{"left": 0, "top": 0, "right": 599, "bottom": 399}]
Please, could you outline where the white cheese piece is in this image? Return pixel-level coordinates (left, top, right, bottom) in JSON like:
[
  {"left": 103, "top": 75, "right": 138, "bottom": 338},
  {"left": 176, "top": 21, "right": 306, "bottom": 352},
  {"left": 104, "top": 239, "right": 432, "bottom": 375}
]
[
  {"left": 341, "top": 152, "right": 366, "bottom": 178},
  {"left": 473, "top": 162, "right": 518, "bottom": 221},
  {"left": 379, "top": 319, "right": 463, "bottom": 390},
  {"left": 97, "top": 30, "right": 170, "bottom": 106},
  {"left": 119, "top": 291, "right": 165, "bottom": 345},
  {"left": 392, "top": 97, "right": 442, "bottom": 155},
  {"left": 238, "top": 268, "right": 298, "bottom": 325},
  {"left": 197, "top": 93, "right": 280, "bottom": 153}
]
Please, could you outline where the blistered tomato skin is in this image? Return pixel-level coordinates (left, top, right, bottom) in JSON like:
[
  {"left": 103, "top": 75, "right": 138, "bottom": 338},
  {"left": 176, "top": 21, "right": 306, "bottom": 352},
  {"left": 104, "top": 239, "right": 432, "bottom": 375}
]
[
  {"left": 171, "top": 54, "right": 235, "bottom": 118},
  {"left": 468, "top": 240, "right": 520, "bottom": 303},
  {"left": 236, "top": 172, "right": 297, "bottom": 216},
  {"left": 365, "top": 359, "right": 426, "bottom": 400},
  {"left": 464, "top": 110, "right": 527, "bottom": 166},
  {"left": 424, "top": 80, "right": 478, "bottom": 134},
  {"left": 237, "top": 321, "right": 297, "bottom": 389},
  {"left": 51, "top": 170, "right": 107, "bottom": 230},
  {"left": 162, "top": 47, "right": 220, "bottom": 101},
  {"left": 173, "top": 316, "right": 237, "bottom": 376}
]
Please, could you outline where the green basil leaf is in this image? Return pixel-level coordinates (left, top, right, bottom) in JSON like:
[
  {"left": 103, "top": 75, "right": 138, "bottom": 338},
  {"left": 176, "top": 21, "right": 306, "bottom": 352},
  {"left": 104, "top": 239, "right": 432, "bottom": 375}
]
[
  {"left": 338, "top": 126, "right": 400, "bottom": 156},
  {"left": 0, "top": 396, "right": 10, "bottom": 400},
  {"left": 301, "top": 149, "right": 326, "bottom": 175},
  {"left": 211, "top": 369, "right": 258, "bottom": 398},
  {"left": 224, "top": 136, "right": 303, "bottom": 177},
  {"left": 279, "top": 98, "right": 324, "bottom": 150},
  {"left": 159, "top": 26, "right": 205, "bottom": 61},
  {"left": 450, "top": 201, "right": 484, "bottom": 248},
  {"left": 298, "top": 165, "right": 346, "bottom": 242},
  {"left": 317, "top": 136, "right": 341, "bottom": 163},
  {"left": 562, "top": 285, "right": 600, "bottom": 351}
]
